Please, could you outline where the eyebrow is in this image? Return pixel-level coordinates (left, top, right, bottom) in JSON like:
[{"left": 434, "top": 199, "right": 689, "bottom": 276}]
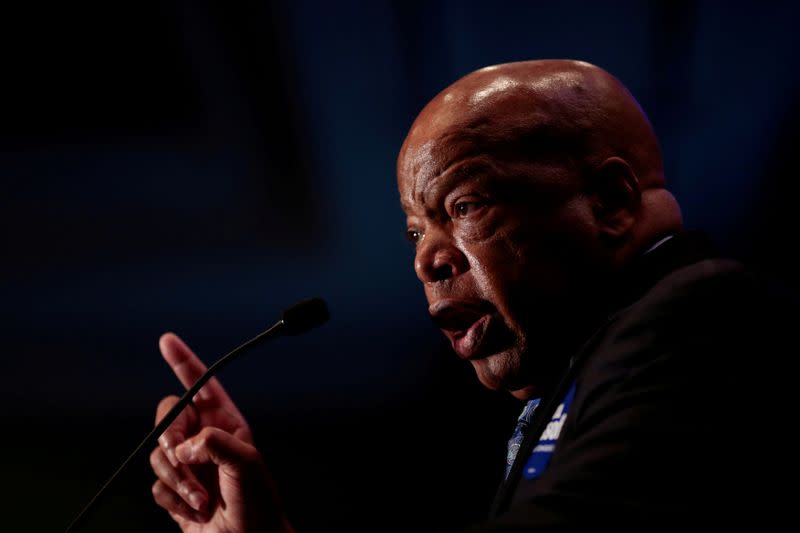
[{"left": 402, "top": 156, "right": 498, "bottom": 213}]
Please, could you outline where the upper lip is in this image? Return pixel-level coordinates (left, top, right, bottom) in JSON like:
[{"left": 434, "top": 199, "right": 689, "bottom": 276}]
[{"left": 428, "top": 298, "right": 494, "bottom": 336}]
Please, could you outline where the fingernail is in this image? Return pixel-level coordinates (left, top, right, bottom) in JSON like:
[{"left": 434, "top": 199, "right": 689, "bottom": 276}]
[
  {"left": 188, "top": 491, "right": 206, "bottom": 512},
  {"left": 175, "top": 442, "right": 192, "bottom": 462},
  {"left": 159, "top": 436, "right": 179, "bottom": 467},
  {"left": 195, "top": 385, "right": 211, "bottom": 402},
  {"left": 166, "top": 447, "right": 179, "bottom": 467}
]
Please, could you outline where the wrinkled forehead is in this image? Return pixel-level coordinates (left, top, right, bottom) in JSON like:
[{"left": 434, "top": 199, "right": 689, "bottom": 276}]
[
  {"left": 400, "top": 93, "right": 589, "bottom": 203},
  {"left": 399, "top": 68, "right": 591, "bottom": 174},
  {"left": 399, "top": 95, "right": 513, "bottom": 184}
]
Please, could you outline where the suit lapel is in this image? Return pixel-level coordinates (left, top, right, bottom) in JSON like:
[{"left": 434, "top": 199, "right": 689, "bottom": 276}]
[{"left": 488, "top": 231, "right": 719, "bottom": 517}]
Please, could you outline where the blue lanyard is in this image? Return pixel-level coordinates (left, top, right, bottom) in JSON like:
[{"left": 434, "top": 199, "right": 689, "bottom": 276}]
[{"left": 521, "top": 380, "right": 577, "bottom": 480}]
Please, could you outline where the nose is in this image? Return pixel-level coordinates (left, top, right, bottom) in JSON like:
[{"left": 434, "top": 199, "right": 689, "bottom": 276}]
[{"left": 414, "top": 229, "right": 469, "bottom": 283}]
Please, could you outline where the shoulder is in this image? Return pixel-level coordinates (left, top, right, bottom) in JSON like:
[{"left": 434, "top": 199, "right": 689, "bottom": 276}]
[
  {"left": 571, "top": 255, "right": 789, "bottom": 432},
  {"left": 568, "top": 254, "right": 793, "bottom": 452},
  {"left": 584, "top": 257, "right": 769, "bottom": 376}
]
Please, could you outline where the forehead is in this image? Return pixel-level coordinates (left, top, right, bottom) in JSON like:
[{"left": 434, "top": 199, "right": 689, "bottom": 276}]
[
  {"left": 398, "top": 95, "right": 509, "bottom": 190},
  {"left": 398, "top": 79, "right": 565, "bottom": 176},
  {"left": 397, "top": 123, "right": 483, "bottom": 214},
  {"left": 398, "top": 117, "right": 578, "bottom": 215},
  {"left": 397, "top": 66, "right": 598, "bottom": 212}
]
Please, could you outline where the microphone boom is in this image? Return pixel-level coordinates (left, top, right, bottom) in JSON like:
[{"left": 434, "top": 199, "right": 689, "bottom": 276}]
[{"left": 64, "top": 297, "right": 329, "bottom": 532}]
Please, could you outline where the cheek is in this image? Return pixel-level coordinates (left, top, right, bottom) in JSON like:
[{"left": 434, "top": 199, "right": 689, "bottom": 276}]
[
  {"left": 455, "top": 199, "right": 596, "bottom": 302},
  {"left": 460, "top": 224, "right": 583, "bottom": 314},
  {"left": 507, "top": 202, "right": 597, "bottom": 284},
  {"left": 459, "top": 231, "right": 533, "bottom": 306}
]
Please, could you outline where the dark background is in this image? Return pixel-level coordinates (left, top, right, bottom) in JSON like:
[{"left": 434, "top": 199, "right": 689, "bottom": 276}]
[{"left": 2, "top": 1, "right": 798, "bottom": 531}]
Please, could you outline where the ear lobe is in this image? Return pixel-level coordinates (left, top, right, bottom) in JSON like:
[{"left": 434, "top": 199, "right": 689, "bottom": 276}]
[{"left": 589, "top": 157, "right": 641, "bottom": 242}]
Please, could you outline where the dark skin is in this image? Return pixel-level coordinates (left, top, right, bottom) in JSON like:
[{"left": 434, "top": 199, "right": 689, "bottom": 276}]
[
  {"left": 149, "top": 333, "right": 290, "bottom": 532},
  {"left": 150, "top": 59, "right": 682, "bottom": 530},
  {"left": 399, "top": 59, "right": 681, "bottom": 399}
]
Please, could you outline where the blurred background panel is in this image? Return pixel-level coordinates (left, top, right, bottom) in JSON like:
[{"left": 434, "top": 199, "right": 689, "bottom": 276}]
[{"left": 2, "top": 1, "right": 797, "bottom": 531}]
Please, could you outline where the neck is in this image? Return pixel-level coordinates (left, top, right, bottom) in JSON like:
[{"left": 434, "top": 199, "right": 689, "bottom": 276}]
[{"left": 509, "top": 385, "right": 538, "bottom": 401}]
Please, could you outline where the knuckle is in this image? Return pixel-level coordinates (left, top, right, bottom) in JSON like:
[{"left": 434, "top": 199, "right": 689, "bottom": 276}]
[
  {"left": 157, "top": 395, "right": 179, "bottom": 411},
  {"left": 168, "top": 511, "right": 187, "bottom": 526},
  {"left": 149, "top": 447, "right": 161, "bottom": 468},
  {"left": 151, "top": 480, "right": 166, "bottom": 502},
  {"left": 236, "top": 441, "right": 258, "bottom": 462},
  {"left": 155, "top": 395, "right": 181, "bottom": 423},
  {"left": 196, "top": 426, "right": 219, "bottom": 448},
  {"left": 152, "top": 481, "right": 183, "bottom": 514},
  {"left": 160, "top": 429, "right": 182, "bottom": 449}
]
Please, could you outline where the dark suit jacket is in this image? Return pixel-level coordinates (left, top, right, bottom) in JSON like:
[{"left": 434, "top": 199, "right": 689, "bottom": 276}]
[{"left": 468, "top": 232, "right": 795, "bottom": 531}]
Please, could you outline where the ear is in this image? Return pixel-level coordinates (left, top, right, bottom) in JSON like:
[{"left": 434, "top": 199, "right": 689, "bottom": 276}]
[{"left": 587, "top": 157, "right": 641, "bottom": 243}]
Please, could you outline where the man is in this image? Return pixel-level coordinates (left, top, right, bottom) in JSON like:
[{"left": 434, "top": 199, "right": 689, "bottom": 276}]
[{"left": 149, "top": 60, "right": 792, "bottom": 530}]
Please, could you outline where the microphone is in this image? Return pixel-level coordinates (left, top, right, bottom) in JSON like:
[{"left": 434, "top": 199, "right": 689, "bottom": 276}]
[
  {"left": 281, "top": 296, "right": 330, "bottom": 335},
  {"left": 64, "top": 297, "right": 330, "bottom": 532}
]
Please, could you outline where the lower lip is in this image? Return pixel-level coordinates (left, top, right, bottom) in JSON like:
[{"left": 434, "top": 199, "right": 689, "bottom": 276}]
[{"left": 453, "top": 315, "right": 491, "bottom": 360}]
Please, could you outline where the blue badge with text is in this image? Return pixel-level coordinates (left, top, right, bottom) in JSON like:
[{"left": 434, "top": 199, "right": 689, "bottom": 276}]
[{"left": 522, "top": 381, "right": 577, "bottom": 480}]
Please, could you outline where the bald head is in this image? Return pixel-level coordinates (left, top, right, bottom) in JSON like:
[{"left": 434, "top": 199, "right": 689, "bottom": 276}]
[
  {"left": 399, "top": 60, "right": 681, "bottom": 265},
  {"left": 404, "top": 60, "right": 666, "bottom": 181},
  {"left": 398, "top": 60, "right": 683, "bottom": 398}
]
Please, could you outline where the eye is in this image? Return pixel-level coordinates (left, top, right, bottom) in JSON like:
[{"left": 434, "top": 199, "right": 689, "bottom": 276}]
[
  {"left": 405, "top": 229, "right": 422, "bottom": 244},
  {"left": 453, "top": 200, "right": 485, "bottom": 218}
]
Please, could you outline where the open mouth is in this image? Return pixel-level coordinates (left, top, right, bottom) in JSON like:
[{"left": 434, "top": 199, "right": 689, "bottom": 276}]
[
  {"left": 429, "top": 299, "right": 498, "bottom": 360},
  {"left": 452, "top": 314, "right": 494, "bottom": 359}
]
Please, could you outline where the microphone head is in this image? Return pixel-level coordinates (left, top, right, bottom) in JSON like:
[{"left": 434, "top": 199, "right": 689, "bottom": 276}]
[{"left": 281, "top": 297, "right": 330, "bottom": 335}]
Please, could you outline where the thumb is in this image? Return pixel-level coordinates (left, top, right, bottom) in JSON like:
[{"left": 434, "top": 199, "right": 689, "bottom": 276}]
[
  {"left": 175, "top": 427, "right": 263, "bottom": 477},
  {"left": 175, "top": 428, "right": 293, "bottom": 533}
]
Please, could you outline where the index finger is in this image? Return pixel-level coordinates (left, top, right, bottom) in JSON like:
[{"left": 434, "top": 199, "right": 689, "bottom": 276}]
[
  {"left": 156, "top": 395, "right": 199, "bottom": 437},
  {"left": 159, "top": 332, "right": 231, "bottom": 404},
  {"left": 155, "top": 395, "right": 198, "bottom": 467}
]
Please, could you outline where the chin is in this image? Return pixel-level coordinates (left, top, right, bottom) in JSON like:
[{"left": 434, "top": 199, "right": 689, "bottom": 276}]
[
  {"left": 471, "top": 348, "right": 543, "bottom": 400},
  {"left": 470, "top": 350, "right": 522, "bottom": 392}
]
